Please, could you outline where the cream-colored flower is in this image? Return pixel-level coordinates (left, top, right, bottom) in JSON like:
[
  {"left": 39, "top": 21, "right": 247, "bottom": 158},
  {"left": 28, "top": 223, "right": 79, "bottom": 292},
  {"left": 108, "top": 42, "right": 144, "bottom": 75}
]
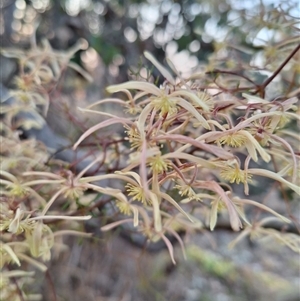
[
  {"left": 216, "top": 130, "right": 271, "bottom": 162},
  {"left": 124, "top": 124, "right": 157, "bottom": 150},
  {"left": 0, "top": 243, "right": 21, "bottom": 268},
  {"left": 217, "top": 131, "right": 248, "bottom": 147},
  {"left": 175, "top": 182, "right": 201, "bottom": 201},
  {"left": 25, "top": 222, "right": 54, "bottom": 261},
  {"left": 126, "top": 183, "right": 149, "bottom": 205},
  {"left": 219, "top": 162, "right": 252, "bottom": 184},
  {"left": 209, "top": 197, "right": 227, "bottom": 231},
  {"left": 147, "top": 154, "right": 171, "bottom": 173},
  {"left": 115, "top": 201, "right": 132, "bottom": 216},
  {"left": 151, "top": 94, "right": 178, "bottom": 116},
  {"left": 195, "top": 91, "right": 214, "bottom": 112}
]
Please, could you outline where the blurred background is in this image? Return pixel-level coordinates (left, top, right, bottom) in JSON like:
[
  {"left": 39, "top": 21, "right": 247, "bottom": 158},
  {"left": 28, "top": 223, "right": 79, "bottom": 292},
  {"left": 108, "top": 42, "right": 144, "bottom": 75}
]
[
  {"left": 1, "top": 0, "right": 299, "bottom": 300},
  {"left": 2, "top": 0, "right": 299, "bottom": 88}
]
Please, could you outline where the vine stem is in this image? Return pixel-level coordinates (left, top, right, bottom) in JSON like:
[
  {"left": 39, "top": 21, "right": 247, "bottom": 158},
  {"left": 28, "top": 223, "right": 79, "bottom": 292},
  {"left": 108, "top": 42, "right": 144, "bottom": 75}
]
[{"left": 256, "top": 43, "right": 300, "bottom": 97}]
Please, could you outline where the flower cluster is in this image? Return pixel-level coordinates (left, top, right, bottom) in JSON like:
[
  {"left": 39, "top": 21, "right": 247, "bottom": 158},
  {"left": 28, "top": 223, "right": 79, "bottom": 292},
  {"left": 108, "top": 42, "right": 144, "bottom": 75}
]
[
  {"left": 0, "top": 42, "right": 92, "bottom": 299},
  {"left": 1, "top": 6, "right": 299, "bottom": 297},
  {"left": 74, "top": 51, "right": 299, "bottom": 264},
  {"left": 1, "top": 38, "right": 90, "bottom": 130}
]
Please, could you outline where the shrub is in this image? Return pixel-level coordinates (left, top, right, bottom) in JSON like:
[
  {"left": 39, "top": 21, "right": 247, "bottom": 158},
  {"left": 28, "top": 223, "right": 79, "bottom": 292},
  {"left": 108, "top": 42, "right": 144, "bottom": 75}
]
[{"left": 0, "top": 6, "right": 299, "bottom": 299}]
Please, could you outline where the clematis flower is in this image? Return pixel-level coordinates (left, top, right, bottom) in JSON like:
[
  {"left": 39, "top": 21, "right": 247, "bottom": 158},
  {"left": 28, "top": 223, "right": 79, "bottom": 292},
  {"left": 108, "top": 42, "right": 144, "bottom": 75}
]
[
  {"left": 0, "top": 170, "right": 46, "bottom": 205},
  {"left": 194, "top": 180, "right": 243, "bottom": 231},
  {"left": 62, "top": 49, "right": 299, "bottom": 265},
  {"left": 147, "top": 154, "right": 172, "bottom": 173},
  {"left": 229, "top": 217, "right": 297, "bottom": 253},
  {"left": 0, "top": 243, "right": 21, "bottom": 268},
  {"left": 247, "top": 168, "right": 300, "bottom": 195},
  {"left": 216, "top": 130, "right": 271, "bottom": 162},
  {"left": 175, "top": 181, "right": 202, "bottom": 201},
  {"left": 218, "top": 159, "right": 252, "bottom": 185},
  {"left": 126, "top": 182, "right": 149, "bottom": 205}
]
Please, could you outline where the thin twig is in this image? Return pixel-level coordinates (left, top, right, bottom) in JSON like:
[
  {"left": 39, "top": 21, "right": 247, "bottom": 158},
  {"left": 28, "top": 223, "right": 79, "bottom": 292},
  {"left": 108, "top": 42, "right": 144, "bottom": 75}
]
[
  {"left": 206, "top": 69, "right": 259, "bottom": 86},
  {"left": 255, "top": 43, "right": 300, "bottom": 97}
]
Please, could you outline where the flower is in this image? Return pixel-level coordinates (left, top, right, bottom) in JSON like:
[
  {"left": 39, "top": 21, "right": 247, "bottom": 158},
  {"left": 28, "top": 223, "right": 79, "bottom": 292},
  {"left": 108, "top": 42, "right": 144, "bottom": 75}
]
[
  {"left": 194, "top": 180, "right": 243, "bottom": 231},
  {"left": 175, "top": 182, "right": 201, "bottom": 201},
  {"left": 219, "top": 160, "right": 252, "bottom": 184},
  {"left": 195, "top": 91, "right": 215, "bottom": 112},
  {"left": 0, "top": 269, "right": 43, "bottom": 301},
  {"left": 151, "top": 94, "right": 178, "bottom": 116},
  {"left": 216, "top": 130, "right": 271, "bottom": 162},
  {"left": 115, "top": 201, "right": 132, "bottom": 215},
  {"left": 217, "top": 131, "right": 248, "bottom": 147},
  {"left": 248, "top": 168, "right": 300, "bottom": 195},
  {"left": 147, "top": 154, "right": 171, "bottom": 173},
  {"left": 25, "top": 222, "right": 54, "bottom": 261},
  {"left": 124, "top": 100, "right": 142, "bottom": 115},
  {"left": 0, "top": 243, "right": 21, "bottom": 268},
  {"left": 124, "top": 124, "right": 156, "bottom": 150},
  {"left": 126, "top": 183, "right": 149, "bottom": 205},
  {"left": 7, "top": 208, "right": 32, "bottom": 234},
  {"left": 209, "top": 196, "right": 227, "bottom": 230}
]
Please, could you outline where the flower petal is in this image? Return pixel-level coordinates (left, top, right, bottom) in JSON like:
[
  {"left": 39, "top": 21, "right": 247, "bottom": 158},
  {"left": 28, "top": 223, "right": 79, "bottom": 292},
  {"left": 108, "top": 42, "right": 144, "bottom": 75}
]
[
  {"left": 210, "top": 199, "right": 219, "bottom": 231},
  {"left": 240, "top": 130, "right": 271, "bottom": 162},
  {"left": 171, "top": 90, "right": 210, "bottom": 112},
  {"left": 148, "top": 191, "right": 162, "bottom": 231},
  {"left": 144, "top": 51, "right": 176, "bottom": 85},
  {"left": 107, "top": 81, "right": 162, "bottom": 96}
]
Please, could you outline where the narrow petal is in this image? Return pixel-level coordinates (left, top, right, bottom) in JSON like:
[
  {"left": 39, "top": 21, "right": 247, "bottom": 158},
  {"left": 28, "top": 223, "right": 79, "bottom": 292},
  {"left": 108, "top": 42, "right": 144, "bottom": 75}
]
[
  {"left": 195, "top": 181, "right": 242, "bottom": 231},
  {"left": 81, "top": 173, "right": 136, "bottom": 186},
  {"left": 163, "top": 152, "right": 215, "bottom": 169},
  {"left": 144, "top": 51, "right": 176, "bottom": 85},
  {"left": 228, "top": 228, "right": 252, "bottom": 249},
  {"left": 137, "top": 103, "right": 153, "bottom": 140},
  {"left": 176, "top": 97, "right": 210, "bottom": 129},
  {"left": 2, "top": 244, "right": 21, "bottom": 266},
  {"left": 107, "top": 81, "right": 162, "bottom": 96},
  {"left": 101, "top": 219, "right": 134, "bottom": 231},
  {"left": 242, "top": 93, "right": 269, "bottom": 104},
  {"left": 68, "top": 61, "right": 93, "bottom": 82},
  {"left": 171, "top": 90, "right": 210, "bottom": 112},
  {"left": 240, "top": 130, "right": 271, "bottom": 162},
  {"left": 161, "top": 234, "right": 176, "bottom": 264},
  {"left": 166, "top": 57, "right": 180, "bottom": 77},
  {"left": 148, "top": 191, "right": 162, "bottom": 232},
  {"left": 23, "top": 171, "right": 63, "bottom": 180},
  {"left": 140, "top": 139, "right": 150, "bottom": 196},
  {"left": 210, "top": 199, "right": 219, "bottom": 231},
  {"left": 41, "top": 187, "right": 68, "bottom": 215},
  {"left": 131, "top": 206, "right": 139, "bottom": 227},
  {"left": 237, "top": 198, "right": 290, "bottom": 223},
  {"left": 155, "top": 134, "right": 234, "bottom": 159},
  {"left": 248, "top": 168, "right": 300, "bottom": 195},
  {"left": 270, "top": 133, "right": 298, "bottom": 183},
  {"left": 30, "top": 222, "right": 43, "bottom": 257},
  {"left": 244, "top": 140, "right": 258, "bottom": 162},
  {"left": 166, "top": 227, "right": 187, "bottom": 260},
  {"left": 31, "top": 215, "right": 92, "bottom": 221},
  {"left": 160, "top": 192, "right": 194, "bottom": 222},
  {"left": 8, "top": 208, "right": 23, "bottom": 233},
  {"left": 17, "top": 253, "right": 48, "bottom": 272},
  {"left": 73, "top": 117, "right": 131, "bottom": 149},
  {"left": 115, "top": 171, "right": 142, "bottom": 185}
]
